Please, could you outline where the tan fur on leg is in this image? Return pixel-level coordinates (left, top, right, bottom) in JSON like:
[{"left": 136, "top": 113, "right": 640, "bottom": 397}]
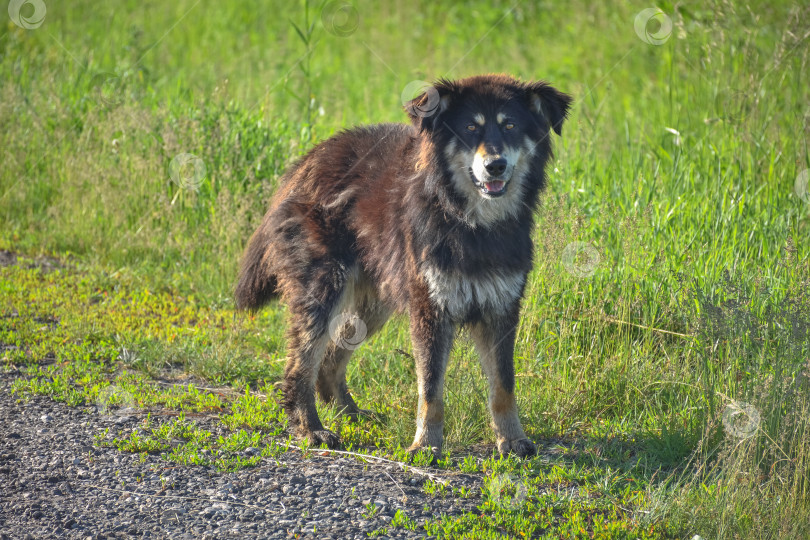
[{"left": 470, "top": 322, "right": 536, "bottom": 457}]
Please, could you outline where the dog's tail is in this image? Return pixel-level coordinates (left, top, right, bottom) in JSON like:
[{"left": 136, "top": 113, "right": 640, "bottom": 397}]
[{"left": 234, "top": 228, "right": 279, "bottom": 311}]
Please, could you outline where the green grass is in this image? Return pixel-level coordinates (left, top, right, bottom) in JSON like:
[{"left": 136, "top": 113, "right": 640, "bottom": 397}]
[{"left": 2, "top": 0, "right": 810, "bottom": 537}]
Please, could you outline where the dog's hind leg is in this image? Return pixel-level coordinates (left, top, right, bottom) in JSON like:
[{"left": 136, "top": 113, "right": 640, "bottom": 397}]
[
  {"left": 316, "top": 344, "right": 364, "bottom": 419},
  {"left": 282, "top": 267, "right": 353, "bottom": 449},
  {"left": 469, "top": 308, "right": 537, "bottom": 458},
  {"left": 317, "top": 296, "right": 392, "bottom": 420}
]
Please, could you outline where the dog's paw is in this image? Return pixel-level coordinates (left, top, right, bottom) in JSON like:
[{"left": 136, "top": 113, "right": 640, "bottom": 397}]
[
  {"left": 497, "top": 438, "right": 537, "bottom": 458},
  {"left": 308, "top": 429, "right": 341, "bottom": 449}
]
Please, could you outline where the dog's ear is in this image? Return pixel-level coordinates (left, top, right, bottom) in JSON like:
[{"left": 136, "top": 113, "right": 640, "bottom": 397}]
[
  {"left": 403, "top": 79, "right": 456, "bottom": 131},
  {"left": 525, "top": 81, "right": 573, "bottom": 136}
]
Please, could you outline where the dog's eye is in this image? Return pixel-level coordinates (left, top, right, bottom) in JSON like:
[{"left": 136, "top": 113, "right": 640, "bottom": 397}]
[
  {"left": 504, "top": 122, "right": 515, "bottom": 130},
  {"left": 466, "top": 124, "right": 477, "bottom": 131}
]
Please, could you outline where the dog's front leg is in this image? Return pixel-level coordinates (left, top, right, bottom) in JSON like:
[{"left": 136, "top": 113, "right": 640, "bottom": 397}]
[
  {"left": 470, "top": 305, "right": 537, "bottom": 458},
  {"left": 407, "top": 299, "right": 454, "bottom": 457}
]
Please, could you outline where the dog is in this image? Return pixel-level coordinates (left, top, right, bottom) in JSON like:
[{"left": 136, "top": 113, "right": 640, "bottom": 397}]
[{"left": 235, "top": 74, "right": 571, "bottom": 458}]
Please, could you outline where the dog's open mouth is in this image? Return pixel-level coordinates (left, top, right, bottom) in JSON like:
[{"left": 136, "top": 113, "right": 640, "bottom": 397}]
[
  {"left": 470, "top": 169, "right": 508, "bottom": 197},
  {"left": 482, "top": 180, "right": 506, "bottom": 195}
]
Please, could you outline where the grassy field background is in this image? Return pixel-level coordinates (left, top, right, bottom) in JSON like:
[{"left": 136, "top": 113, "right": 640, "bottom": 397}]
[{"left": 2, "top": 0, "right": 809, "bottom": 537}]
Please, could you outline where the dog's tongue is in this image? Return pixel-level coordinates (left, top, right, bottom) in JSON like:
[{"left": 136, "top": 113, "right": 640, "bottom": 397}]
[{"left": 485, "top": 180, "right": 505, "bottom": 193}]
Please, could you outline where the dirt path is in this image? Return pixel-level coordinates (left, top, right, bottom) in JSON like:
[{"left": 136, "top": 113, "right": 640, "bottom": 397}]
[{"left": 0, "top": 371, "right": 484, "bottom": 539}]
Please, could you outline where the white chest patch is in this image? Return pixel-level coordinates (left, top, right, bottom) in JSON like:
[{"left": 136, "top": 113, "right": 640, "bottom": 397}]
[{"left": 422, "top": 264, "right": 525, "bottom": 319}]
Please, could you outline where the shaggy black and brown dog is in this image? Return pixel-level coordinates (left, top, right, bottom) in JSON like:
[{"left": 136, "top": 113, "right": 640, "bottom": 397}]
[{"left": 236, "top": 74, "right": 571, "bottom": 457}]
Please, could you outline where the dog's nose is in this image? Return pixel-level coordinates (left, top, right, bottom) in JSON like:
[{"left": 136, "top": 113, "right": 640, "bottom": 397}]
[{"left": 484, "top": 157, "right": 507, "bottom": 176}]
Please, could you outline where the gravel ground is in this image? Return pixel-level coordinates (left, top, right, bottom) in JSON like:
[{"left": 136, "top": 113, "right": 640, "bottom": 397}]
[{"left": 0, "top": 371, "right": 484, "bottom": 539}]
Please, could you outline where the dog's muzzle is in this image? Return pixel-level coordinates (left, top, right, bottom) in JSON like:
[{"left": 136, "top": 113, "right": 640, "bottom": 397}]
[{"left": 471, "top": 155, "right": 512, "bottom": 197}]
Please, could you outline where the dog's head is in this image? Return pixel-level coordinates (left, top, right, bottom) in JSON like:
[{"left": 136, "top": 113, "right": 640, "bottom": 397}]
[{"left": 405, "top": 75, "right": 572, "bottom": 225}]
